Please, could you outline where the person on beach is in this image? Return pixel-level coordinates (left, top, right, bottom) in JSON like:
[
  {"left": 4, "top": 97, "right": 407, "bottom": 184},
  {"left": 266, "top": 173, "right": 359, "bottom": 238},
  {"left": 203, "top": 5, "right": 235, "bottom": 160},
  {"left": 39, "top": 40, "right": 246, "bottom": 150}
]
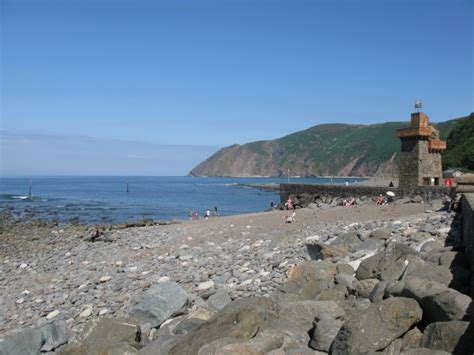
[
  {"left": 376, "top": 194, "right": 384, "bottom": 206},
  {"left": 345, "top": 179, "right": 349, "bottom": 186},
  {"left": 213, "top": 206, "right": 220, "bottom": 216},
  {"left": 205, "top": 209, "right": 211, "bottom": 219},
  {"left": 285, "top": 198, "right": 293, "bottom": 210},
  {"left": 343, "top": 198, "right": 356, "bottom": 206},
  {"left": 389, "top": 181, "right": 394, "bottom": 187}
]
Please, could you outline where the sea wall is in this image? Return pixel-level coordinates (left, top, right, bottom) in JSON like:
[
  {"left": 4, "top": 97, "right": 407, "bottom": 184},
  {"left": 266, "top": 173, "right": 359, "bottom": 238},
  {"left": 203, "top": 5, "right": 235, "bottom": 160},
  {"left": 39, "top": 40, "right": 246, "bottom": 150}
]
[
  {"left": 280, "top": 183, "right": 450, "bottom": 205},
  {"left": 460, "top": 193, "right": 474, "bottom": 298}
]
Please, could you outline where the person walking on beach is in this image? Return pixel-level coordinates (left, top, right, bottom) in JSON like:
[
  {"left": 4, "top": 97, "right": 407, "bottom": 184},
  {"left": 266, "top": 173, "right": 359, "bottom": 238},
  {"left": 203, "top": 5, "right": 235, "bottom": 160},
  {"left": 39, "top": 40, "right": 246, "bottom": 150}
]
[
  {"left": 205, "top": 209, "right": 211, "bottom": 219},
  {"left": 213, "top": 206, "right": 220, "bottom": 216}
]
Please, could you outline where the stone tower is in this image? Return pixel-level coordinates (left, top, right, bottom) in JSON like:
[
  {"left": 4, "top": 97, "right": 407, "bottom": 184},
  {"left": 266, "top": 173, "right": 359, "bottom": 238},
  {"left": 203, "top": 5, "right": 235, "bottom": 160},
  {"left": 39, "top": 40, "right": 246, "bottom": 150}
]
[{"left": 396, "top": 111, "right": 446, "bottom": 190}]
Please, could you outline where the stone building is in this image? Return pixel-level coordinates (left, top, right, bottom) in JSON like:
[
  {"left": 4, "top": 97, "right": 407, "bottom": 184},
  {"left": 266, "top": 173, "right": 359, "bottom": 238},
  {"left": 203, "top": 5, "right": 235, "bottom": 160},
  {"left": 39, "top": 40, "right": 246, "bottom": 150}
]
[{"left": 396, "top": 111, "right": 446, "bottom": 190}]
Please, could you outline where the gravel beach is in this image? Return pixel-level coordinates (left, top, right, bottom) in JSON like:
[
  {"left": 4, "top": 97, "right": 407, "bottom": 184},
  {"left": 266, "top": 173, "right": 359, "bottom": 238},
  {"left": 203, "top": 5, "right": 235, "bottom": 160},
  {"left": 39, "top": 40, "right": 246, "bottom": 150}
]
[{"left": 0, "top": 197, "right": 447, "bottom": 341}]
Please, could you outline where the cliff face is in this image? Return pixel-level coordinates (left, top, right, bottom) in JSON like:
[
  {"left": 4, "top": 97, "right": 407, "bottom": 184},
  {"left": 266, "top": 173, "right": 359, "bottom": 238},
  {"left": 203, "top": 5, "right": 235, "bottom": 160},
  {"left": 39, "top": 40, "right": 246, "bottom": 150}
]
[{"left": 189, "top": 119, "right": 460, "bottom": 177}]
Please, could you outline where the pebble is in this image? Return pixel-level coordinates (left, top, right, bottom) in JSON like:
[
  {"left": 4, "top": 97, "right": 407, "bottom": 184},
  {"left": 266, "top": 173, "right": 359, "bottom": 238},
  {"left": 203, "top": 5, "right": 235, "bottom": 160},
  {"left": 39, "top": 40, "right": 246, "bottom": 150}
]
[
  {"left": 197, "top": 281, "right": 215, "bottom": 291},
  {"left": 19, "top": 263, "right": 28, "bottom": 269},
  {"left": 46, "top": 310, "right": 60, "bottom": 319},
  {"left": 79, "top": 306, "right": 93, "bottom": 318},
  {"left": 99, "top": 276, "right": 112, "bottom": 283},
  {"left": 157, "top": 276, "right": 170, "bottom": 283},
  {"left": 16, "top": 298, "right": 25, "bottom": 304},
  {"left": 98, "top": 308, "right": 108, "bottom": 316}
]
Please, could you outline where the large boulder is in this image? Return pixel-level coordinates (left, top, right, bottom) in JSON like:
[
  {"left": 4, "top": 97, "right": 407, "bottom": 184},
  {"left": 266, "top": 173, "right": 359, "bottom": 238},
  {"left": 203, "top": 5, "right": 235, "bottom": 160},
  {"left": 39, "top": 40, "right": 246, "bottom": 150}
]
[
  {"left": 129, "top": 281, "right": 188, "bottom": 328},
  {"left": 276, "top": 300, "right": 344, "bottom": 350},
  {"left": 331, "top": 232, "right": 363, "bottom": 253},
  {"left": 308, "top": 302, "right": 345, "bottom": 352},
  {"left": 272, "top": 261, "right": 336, "bottom": 302},
  {"left": 167, "top": 297, "right": 279, "bottom": 355},
  {"left": 60, "top": 317, "right": 140, "bottom": 354},
  {"left": 0, "top": 321, "right": 68, "bottom": 355},
  {"left": 421, "top": 321, "right": 474, "bottom": 355},
  {"left": 331, "top": 297, "right": 422, "bottom": 354},
  {"left": 356, "top": 244, "right": 416, "bottom": 282},
  {"left": 401, "top": 255, "right": 453, "bottom": 286},
  {"left": 385, "top": 278, "right": 474, "bottom": 323}
]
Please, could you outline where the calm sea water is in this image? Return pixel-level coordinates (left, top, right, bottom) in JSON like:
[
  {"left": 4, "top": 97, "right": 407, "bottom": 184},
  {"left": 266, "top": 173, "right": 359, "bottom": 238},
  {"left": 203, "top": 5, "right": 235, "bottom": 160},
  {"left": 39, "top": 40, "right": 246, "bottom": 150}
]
[{"left": 0, "top": 176, "right": 362, "bottom": 224}]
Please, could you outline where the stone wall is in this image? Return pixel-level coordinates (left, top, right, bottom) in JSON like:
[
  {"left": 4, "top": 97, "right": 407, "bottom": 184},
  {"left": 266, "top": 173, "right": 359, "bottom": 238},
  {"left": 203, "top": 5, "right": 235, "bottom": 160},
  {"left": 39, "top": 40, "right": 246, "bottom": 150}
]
[
  {"left": 280, "top": 183, "right": 451, "bottom": 205},
  {"left": 460, "top": 193, "right": 474, "bottom": 298}
]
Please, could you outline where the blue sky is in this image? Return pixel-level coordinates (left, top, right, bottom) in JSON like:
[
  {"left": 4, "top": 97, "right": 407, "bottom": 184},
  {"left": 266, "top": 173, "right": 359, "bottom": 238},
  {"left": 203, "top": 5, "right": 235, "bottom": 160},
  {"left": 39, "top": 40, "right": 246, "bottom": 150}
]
[{"left": 1, "top": 0, "right": 472, "bottom": 175}]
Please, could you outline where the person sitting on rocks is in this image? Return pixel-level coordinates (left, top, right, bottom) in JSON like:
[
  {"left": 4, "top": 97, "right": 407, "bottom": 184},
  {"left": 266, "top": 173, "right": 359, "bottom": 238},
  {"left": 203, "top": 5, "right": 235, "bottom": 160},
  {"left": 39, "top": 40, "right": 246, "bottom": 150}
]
[
  {"left": 285, "top": 198, "right": 294, "bottom": 210},
  {"left": 376, "top": 194, "right": 385, "bottom": 206},
  {"left": 343, "top": 198, "right": 356, "bottom": 206}
]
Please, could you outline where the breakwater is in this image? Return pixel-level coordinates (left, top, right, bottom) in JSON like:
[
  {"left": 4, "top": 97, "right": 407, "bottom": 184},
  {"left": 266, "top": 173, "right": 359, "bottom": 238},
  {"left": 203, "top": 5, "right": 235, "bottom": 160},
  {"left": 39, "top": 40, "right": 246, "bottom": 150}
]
[{"left": 280, "top": 183, "right": 451, "bottom": 206}]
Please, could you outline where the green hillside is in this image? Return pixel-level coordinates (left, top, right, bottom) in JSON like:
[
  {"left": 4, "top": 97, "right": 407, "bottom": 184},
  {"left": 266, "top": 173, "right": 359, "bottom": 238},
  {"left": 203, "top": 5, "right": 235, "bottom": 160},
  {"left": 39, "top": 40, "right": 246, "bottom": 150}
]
[
  {"left": 442, "top": 113, "right": 474, "bottom": 171},
  {"left": 189, "top": 114, "right": 468, "bottom": 177}
]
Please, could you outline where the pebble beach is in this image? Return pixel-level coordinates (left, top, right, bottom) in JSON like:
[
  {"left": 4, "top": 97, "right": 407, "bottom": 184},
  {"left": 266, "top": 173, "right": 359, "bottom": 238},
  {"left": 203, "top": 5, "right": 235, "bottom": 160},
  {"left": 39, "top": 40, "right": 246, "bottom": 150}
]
[{"left": 0, "top": 196, "right": 453, "bottom": 341}]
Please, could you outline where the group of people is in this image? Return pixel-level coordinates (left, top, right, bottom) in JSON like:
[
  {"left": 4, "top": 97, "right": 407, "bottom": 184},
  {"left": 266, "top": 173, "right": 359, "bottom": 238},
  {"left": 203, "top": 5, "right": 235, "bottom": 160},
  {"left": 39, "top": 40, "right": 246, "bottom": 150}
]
[{"left": 188, "top": 206, "right": 220, "bottom": 220}]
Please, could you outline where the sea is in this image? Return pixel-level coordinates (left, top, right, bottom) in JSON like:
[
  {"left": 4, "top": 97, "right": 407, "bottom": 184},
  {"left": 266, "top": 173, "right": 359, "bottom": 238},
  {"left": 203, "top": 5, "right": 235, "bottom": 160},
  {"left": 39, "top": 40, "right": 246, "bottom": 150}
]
[{"left": 0, "top": 176, "right": 363, "bottom": 224}]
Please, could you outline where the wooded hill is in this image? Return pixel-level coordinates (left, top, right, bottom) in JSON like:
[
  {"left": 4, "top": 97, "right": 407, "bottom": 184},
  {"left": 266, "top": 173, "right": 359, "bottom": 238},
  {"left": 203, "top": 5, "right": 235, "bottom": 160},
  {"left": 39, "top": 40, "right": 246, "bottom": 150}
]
[{"left": 189, "top": 114, "right": 471, "bottom": 177}]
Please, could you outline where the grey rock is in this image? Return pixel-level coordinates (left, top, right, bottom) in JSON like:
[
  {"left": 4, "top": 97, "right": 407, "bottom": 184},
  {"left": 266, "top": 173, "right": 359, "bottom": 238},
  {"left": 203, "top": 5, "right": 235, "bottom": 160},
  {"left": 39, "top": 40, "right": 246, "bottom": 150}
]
[
  {"left": 368, "top": 281, "right": 388, "bottom": 303},
  {"left": 139, "top": 335, "right": 184, "bottom": 355},
  {"left": 410, "top": 195, "right": 423, "bottom": 203},
  {"left": 60, "top": 317, "right": 140, "bottom": 354},
  {"left": 272, "top": 261, "right": 336, "bottom": 302},
  {"left": 419, "top": 240, "right": 443, "bottom": 254},
  {"left": 129, "top": 281, "right": 188, "bottom": 327},
  {"left": 331, "top": 232, "right": 362, "bottom": 253},
  {"left": 356, "top": 244, "right": 416, "bottom": 281},
  {"left": 310, "top": 314, "right": 344, "bottom": 352},
  {"left": 401, "top": 327, "right": 422, "bottom": 351},
  {"left": 0, "top": 321, "right": 68, "bottom": 355},
  {"left": 369, "top": 228, "right": 392, "bottom": 240},
  {"left": 421, "top": 321, "right": 474, "bottom": 355},
  {"left": 39, "top": 321, "right": 69, "bottom": 352},
  {"left": 384, "top": 278, "right": 474, "bottom": 323},
  {"left": 382, "top": 338, "right": 402, "bottom": 355},
  {"left": 401, "top": 255, "right": 453, "bottom": 286},
  {"left": 279, "top": 300, "right": 345, "bottom": 349},
  {"left": 332, "top": 297, "right": 422, "bottom": 354},
  {"left": 195, "top": 330, "right": 284, "bottom": 354},
  {"left": 306, "top": 242, "right": 349, "bottom": 260},
  {"left": 207, "top": 289, "right": 232, "bottom": 312},
  {"left": 336, "top": 263, "right": 354, "bottom": 275},
  {"left": 315, "top": 288, "right": 347, "bottom": 302},
  {"left": 167, "top": 297, "right": 278, "bottom": 355},
  {"left": 352, "top": 278, "right": 379, "bottom": 298},
  {"left": 0, "top": 327, "right": 43, "bottom": 355}
]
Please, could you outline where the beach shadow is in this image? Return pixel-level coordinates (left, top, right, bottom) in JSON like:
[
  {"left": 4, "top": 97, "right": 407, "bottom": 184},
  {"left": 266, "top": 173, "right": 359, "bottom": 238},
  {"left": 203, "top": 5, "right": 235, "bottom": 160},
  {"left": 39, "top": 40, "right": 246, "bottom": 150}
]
[{"left": 444, "top": 202, "right": 474, "bottom": 354}]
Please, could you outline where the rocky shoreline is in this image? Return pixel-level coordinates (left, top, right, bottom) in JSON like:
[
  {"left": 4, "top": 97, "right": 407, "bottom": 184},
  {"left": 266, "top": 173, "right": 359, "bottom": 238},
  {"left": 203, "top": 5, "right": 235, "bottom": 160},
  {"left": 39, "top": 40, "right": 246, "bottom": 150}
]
[{"left": 1, "top": 195, "right": 472, "bottom": 354}]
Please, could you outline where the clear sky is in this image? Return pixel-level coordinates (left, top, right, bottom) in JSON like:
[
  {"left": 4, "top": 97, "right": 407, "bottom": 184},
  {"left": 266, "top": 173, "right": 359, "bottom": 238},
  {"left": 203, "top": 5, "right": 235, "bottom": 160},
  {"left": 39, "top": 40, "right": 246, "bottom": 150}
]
[{"left": 1, "top": 0, "right": 472, "bottom": 175}]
